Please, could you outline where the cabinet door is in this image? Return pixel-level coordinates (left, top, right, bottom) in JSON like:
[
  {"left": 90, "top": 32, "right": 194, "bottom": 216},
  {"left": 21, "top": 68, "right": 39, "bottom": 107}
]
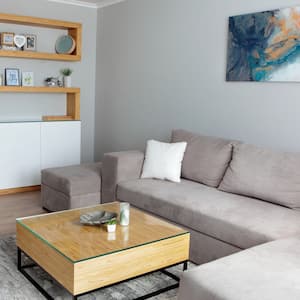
[
  {"left": 0, "top": 122, "right": 41, "bottom": 189},
  {"left": 41, "top": 121, "right": 81, "bottom": 169}
]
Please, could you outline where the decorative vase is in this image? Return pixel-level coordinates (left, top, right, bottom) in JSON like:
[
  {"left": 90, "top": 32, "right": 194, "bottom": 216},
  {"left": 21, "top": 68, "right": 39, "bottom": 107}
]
[
  {"left": 63, "top": 76, "right": 71, "bottom": 87},
  {"left": 120, "top": 202, "right": 130, "bottom": 226},
  {"left": 107, "top": 224, "right": 116, "bottom": 233}
]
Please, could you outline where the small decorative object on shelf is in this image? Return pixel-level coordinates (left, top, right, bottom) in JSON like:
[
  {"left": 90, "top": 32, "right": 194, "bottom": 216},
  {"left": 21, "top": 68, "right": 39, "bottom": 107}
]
[
  {"left": 55, "top": 35, "right": 76, "bottom": 54},
  {"left": 120, "top": 202, "right": 130, "bottom": 226},
  {"left": 13, "top": 35, "right": 26, "bottom": 50},
  {"left": 24, "top": 34, "right": 37, "bottom": 51},
  {"left": 1, "top": 32, "right": 14, "bottom": 46},
  {"left": 60, "top": 68, "right": 73, "bottom": 87},
  {"left": 22, "top": 72, "right": 34, "bottom": 86},
  {"left": 5, "top": 68, "right": 20, "bottom": 86},
  {"left": 106, "top": 219, "right": 117, "bottom": 233},
  {"left": 0, "top": 74, "right": 3, "bottom": 86},
  {"left": 44, "top": 77, "right": 61, "bottom": 87}
]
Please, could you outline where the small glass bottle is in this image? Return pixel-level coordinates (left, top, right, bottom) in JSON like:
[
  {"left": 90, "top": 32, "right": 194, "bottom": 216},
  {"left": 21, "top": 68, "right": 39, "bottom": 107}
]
[{"left": 120, "top": 202, "right": 130, "bottom": 226}]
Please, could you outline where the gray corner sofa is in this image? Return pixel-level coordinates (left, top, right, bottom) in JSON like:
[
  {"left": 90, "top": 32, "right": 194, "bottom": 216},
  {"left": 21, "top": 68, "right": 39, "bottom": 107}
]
[{"left": 102, "top": 129, "right": 300, "bottom": 266}]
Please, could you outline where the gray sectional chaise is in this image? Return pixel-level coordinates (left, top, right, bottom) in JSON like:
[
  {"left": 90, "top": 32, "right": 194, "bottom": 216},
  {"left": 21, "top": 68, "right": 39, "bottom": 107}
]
[
  {"left": 102, "top": 129, "right": 300, "bottom": 299},
  {"left": 102, "top": 129, "right": 300, "bottom": 263}
]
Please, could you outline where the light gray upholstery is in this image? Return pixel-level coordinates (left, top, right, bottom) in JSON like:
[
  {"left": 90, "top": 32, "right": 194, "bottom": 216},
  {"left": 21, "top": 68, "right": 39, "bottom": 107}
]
[
  {"left": 42, "top": 185, "right": 101, "bottom": 211},
  {"left": 41, "top": 162, "right": 102, "bottom": 211},
  {"left": 42, "top": 163, "right": 102, "bottom": 195},
  {"left": 101, "top": 131, "right": 300, "bottom": 298},
  {"left": 102, "top": 151, "right": 144, "bottom": 203},
  {"left": 171, "top": 129, "right": 234, "bottom": 187},
  {"left": 219, "top": 143, "right": 300, "bottom": 209},
  {"left": 178, "top": 237, "right": 300, "bottom": 300},
  {"left": 117, "top": 178, "right": 300, "bottom": 249}
]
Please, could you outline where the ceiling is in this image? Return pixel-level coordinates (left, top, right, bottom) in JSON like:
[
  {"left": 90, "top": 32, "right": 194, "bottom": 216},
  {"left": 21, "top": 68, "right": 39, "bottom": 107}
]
[{"left": 48, "top": 0, "right": 126, "bottom": 9}]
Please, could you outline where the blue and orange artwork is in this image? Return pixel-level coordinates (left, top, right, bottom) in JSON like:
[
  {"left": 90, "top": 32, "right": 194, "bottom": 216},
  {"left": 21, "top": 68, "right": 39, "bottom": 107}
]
[{"left": 226, "top": 7, "right": 300, "bottom": 81}]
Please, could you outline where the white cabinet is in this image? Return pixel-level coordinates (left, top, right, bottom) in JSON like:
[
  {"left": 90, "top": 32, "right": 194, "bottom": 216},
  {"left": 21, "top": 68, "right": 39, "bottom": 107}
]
[
  {"left": 0, "top": 123, "right": 41, "bottom": 189},
  {"left": 0, "top": 121, "right": 81, "bottom": 190},
  {"left": 41, "top": 121, "right": 81, "bottom": 169}
]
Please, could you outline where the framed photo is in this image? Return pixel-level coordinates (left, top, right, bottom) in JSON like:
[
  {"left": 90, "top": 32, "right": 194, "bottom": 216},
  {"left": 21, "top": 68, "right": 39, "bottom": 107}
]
[
  {"left": 22, "top": 72, "right": 34, "bottom": 87},
  {"left": 1, "top": 32, "right": 14, "bottom": 46},
  {"left": 5, "top": 68, "right": 20, "bottom": 86},
  {"left": 24, "top": 34, "right": 37, "bottom": 51}
]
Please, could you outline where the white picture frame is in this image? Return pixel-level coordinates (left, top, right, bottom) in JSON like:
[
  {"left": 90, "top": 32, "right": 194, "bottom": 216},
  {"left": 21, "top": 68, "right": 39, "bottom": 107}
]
[
  {"left": 22, "top": 72, "right": 34, "bottom": 87},
  {"left": 5, "top": 68, "right": 20, "bottom": 86}
]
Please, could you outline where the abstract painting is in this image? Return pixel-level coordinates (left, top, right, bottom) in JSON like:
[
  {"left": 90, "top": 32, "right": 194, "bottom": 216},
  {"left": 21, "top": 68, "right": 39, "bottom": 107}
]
[{"left": 226, "top": 6, "right": 300, "bottom": 81}]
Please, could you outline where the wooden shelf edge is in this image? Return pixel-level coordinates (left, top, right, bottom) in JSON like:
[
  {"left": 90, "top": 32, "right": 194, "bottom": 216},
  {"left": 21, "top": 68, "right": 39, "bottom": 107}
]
[
  {"left": 0, "top": 50, "right": 81, "bottom": 61},
  {"left": 42, "top": 115, "right": 76, "bottom": 121},
  {"left": 0, "top": 185, "right": 40, "bottom": 196},
  {"left": 0, "top": 13, "right": 81, "bottom": 29},
  {"left": 0, "top": 86, "right": 80, "bottom": 93}
]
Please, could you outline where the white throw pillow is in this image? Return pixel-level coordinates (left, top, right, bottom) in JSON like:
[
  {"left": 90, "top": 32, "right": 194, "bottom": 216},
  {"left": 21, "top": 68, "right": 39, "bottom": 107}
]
[{"left": 141, "top": 139, "right": 187, "bottom": 183}]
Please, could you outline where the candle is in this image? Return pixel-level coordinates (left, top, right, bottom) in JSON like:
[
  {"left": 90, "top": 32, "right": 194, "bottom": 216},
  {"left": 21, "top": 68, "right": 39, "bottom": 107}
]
[{"left": 120, "top": 202, "right": 130, "bottom": 226}]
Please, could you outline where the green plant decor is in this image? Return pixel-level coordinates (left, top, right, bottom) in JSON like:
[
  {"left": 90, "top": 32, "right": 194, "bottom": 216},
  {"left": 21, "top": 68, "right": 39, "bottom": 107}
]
[
  {"left": 107, "top": 219, "right": 117, "bottom": 225},
  {"left": 60, "top": 68, "right": 73, "bottom": 76}
]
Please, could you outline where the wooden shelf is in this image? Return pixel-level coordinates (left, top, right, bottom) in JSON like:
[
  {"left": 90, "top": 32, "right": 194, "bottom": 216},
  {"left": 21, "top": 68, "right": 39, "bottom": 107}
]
[
  {"left": 0, "top": 13, "right": 82, "bottom": 61},
  {"left": 0, "top": 50, "right": 81, "bottom": 61},
  {"left": 0, "top": 86, "right": 79, "bottom": 93},
  {"left": 0, "top": 86, "right": 80, "bottom": 121},
  {"left": 42, "top": 116, "right": 74, "bottom": 121}
]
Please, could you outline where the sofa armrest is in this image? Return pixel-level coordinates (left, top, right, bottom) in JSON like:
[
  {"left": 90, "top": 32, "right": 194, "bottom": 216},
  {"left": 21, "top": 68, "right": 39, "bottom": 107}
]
[{"left": 101, "top": 150, "right": 145, "bottom": 203}]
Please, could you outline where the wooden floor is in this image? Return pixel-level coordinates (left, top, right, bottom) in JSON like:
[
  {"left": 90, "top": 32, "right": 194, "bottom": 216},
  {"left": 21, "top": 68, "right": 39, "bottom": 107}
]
[{"left": 0, "top": 191, "right": 46, "bottom": 237}]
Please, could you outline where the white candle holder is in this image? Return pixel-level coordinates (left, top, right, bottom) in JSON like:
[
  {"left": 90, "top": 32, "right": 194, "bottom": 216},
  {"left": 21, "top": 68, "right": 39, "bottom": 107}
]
[{"left": 120, "top": 202, "right": 130, "bottom": 226}]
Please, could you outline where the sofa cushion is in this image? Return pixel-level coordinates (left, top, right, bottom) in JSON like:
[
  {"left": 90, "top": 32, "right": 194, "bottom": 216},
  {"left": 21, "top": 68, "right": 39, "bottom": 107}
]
[
  {"left": 171, "top": 129, "right": 233, "bottom": 187},
  {"left": 141, "top": 139, "right": 187, "bottom": 182},
  {"left": 42, "top": 163, "right": 102, "bottom": 196},
  {"left": 219, "top": 143, "right": 300, "bottom": 209},
  {"left": 178, "top": 237, "right": 300, "bottom": 300},
  {"left": 117, "top": 178, "right": 300, "bottom": 249}
]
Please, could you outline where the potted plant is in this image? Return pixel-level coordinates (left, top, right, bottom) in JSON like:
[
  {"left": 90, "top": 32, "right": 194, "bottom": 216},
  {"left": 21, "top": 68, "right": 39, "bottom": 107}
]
[
  {"left": 60, "top": 68, "right": 73, "bottom": 87},
  {"left": 106, "top": 219, "right": 117, "bottom": 233}
]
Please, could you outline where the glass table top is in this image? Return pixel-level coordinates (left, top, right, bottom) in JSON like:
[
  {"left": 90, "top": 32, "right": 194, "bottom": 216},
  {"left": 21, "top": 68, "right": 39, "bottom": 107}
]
[{"left": 17, "top": 202, "right": 189, "bottom": 263}]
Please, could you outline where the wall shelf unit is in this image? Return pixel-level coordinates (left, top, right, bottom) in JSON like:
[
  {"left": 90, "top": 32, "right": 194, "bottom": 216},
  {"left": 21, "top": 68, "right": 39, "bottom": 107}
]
[
  {"left": 0, "top": 86, "right": 80, "bottom": 121},
  {"left": 0, "top": 13, "right": 82, "bottom": 61}
]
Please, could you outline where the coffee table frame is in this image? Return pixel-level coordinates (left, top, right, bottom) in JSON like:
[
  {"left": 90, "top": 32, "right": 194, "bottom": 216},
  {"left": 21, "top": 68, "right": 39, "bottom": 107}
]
[
  {"left": 16, "top": 203, "right": 190, "bottom": 299},
  {"left": 18, "top": 247, "right": 188, "bottom": 300}
]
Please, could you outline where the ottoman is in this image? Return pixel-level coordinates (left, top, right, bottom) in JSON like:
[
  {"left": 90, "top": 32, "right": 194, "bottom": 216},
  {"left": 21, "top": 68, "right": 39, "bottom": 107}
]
[
  {"left": 178, "top": 237, "right": 300, "bottom": 300},
  {"left": 41, "top": 162, "right": 102, "bottom": 211}
]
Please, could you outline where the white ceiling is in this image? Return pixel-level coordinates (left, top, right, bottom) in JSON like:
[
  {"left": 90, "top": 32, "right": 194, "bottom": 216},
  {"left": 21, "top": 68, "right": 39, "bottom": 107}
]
[{"left": 48, "top": 0, "right": 126, "bottom": 9}]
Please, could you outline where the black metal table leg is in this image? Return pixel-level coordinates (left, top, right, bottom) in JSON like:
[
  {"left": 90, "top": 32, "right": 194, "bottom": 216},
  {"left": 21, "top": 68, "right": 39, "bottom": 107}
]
[
  {"left": 17, "top": 248, "right": 54, "bottom": 300},
  {"left": 183, "top": 260, "right": 188, "bottom": 271},
  {"left": 18, "top": 248, "right": 188, "bottom": 300},
  {"left": 17, "top": 247, "right": 22, "bottom": 271}
]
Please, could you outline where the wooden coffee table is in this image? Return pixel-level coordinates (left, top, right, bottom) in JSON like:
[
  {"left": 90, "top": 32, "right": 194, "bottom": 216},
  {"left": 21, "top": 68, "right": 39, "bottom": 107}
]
[{"left": 16, "top": 202, "right": 190, "bottom": 300}]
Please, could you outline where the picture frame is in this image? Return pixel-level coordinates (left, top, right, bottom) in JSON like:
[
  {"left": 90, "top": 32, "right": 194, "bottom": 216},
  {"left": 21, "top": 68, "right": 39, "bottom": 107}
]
[
  {"left": 5, "top": 68, "right": 20, "bottom": 86},
  {"left": 1, "top": 32, "right": 15, "bottom": 46},
  {"left": 22, "top": 72, "right": 34, "bottom": 87},
  {"left": 24, "top": 34, "right": 37, "bottom": 51}
]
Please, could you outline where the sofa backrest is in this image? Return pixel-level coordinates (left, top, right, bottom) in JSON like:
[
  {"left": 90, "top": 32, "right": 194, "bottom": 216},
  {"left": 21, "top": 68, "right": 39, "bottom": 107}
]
[
  {"left": 171, "top": 129, "right": 234, "bottom": 187},
  {"left": 219, "top": 143, "right": 300, "bottom": 209}
]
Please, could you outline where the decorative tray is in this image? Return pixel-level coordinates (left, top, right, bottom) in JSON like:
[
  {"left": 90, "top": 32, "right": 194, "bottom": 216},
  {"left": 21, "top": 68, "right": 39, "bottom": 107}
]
[{"left": 80, "top": 210, "right": 118, "bottom": 225}]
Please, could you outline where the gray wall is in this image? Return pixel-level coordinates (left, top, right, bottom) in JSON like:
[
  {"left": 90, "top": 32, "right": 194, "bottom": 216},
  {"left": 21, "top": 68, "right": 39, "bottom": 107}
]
[
  {"left": 95, "top": 0, "right": 300, "bottom": 160},
  {"left": 1, "top": 0, "right": 97, "bottom": 162}
]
